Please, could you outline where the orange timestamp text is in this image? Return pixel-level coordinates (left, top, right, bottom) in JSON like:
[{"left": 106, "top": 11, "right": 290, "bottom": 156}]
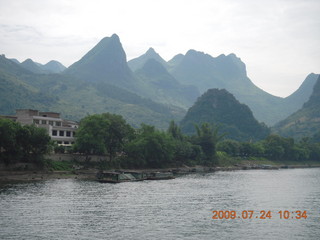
[{"left": 212, "top": 210, "right": 308, "bottom": 220}]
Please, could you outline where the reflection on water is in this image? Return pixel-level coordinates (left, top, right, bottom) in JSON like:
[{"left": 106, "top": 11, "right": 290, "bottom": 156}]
[{"left": 0, "top": 168, "right": 320, "bottom": 239}]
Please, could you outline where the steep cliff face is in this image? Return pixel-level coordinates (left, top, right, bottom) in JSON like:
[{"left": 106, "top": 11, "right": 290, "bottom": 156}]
[
  {"left": 128, "top": 47, "right": 168, "bottom": 72},
  {"left": 65, "top": 34, "right": 137, "bottom": 92},
  {"left": 168, "top": 49, "right": 318, "bottom": 126},
  {"left": 134, "top": 59, "right": 199, "bottom": 108},
  {"left": 274, "top": 76, "right": 320, "bottom": 138}
]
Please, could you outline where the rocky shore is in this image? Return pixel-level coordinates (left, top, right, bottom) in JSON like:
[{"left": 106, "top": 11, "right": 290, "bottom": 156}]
[{"left": 1, "top": 163, "right": 320, "bottom": 184}]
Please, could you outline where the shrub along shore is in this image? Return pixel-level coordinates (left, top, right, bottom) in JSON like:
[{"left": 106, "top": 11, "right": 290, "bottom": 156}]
[
  {"left": 1, "top": 112, "right": 319, "bottom": 183},
  {"left": 1, "top": 156, "right": 320, "bottom": 183}
]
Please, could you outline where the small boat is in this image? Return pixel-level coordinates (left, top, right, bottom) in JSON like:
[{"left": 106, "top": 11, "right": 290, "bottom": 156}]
[
  {"left": 123, "top": 171, "right": 148, "bottom": 181},
  {"left": 96, "top": 171, "right": 136, "bottom": 183},
  {"left": 146, "top": 172, "right": 175, "bottom": 180},
  {"left": 259, "top": 164, "right": 279, "bottom": 170}
]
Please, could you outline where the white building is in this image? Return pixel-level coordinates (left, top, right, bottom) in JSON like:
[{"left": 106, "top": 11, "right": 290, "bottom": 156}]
[{"left": 13, "top": 109, "right": 78, "bottom": 146}]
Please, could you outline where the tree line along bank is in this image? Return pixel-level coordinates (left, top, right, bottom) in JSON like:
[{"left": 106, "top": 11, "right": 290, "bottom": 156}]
[{"left": 1, "top": 113, "right": 319, "bottom": 169}]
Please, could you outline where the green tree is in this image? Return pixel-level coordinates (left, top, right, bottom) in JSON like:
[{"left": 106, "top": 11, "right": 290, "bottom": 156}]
[
  {"left": 239, "top": 142, "right": 265, "bottom": 157},
  {"left": 262, "top": 134, "right": 303, "bottom": 161},
  {"left": 0, "top": 118, "right": 20, "bottom": 164},
  {"left": 172, "top": 140, "right": 202, "bottom": 165},
  {"left": 0, "top": 119, "right": 51, "bottom": 165},
  {"left": 311, "top": 131, "right": 320, "bottom": 143},
  {"left": 102, "top": 113, "right": 134, "bottom": 161},
  {"left": 74, "top": 114, "right": 110, "bottom": 155},
  {"left": 167, "top": 121, "right": 202, "bottom": 165},
  {"left": 18, "top": 124, "right": 51, "bottom": 162},
  {"left": 167, "top": 120, "right": 184, "bottom": 141},
  {"left": 193, "top": 123, "right": 225, "bottom": 165},
  {"left": 124, "top": 124, "right": 175, "bottom": 168},
  {"left": 217, "top": 140, "right": 240, "bottom": 156},
  {"left": 74, "top": 113, "right": 134, "bottom": 160},
  {"left": 263, "top": 135, "right": 286, "bottom": 160},
  {"left": 309, "top": 143, "right": 320, "bottom": 161}
]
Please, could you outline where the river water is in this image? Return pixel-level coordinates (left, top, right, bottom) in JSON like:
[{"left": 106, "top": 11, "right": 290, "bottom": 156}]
[{"left": 0, "top": 168, "right": 319, "bottom": 240}]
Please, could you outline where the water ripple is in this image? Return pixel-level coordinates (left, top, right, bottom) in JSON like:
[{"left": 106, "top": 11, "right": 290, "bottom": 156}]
[{"left": 1, "top": 168, "right": 320, "bottom": 239}]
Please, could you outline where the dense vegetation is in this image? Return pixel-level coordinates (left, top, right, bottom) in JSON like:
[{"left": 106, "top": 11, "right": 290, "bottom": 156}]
[
  {"left": 0, "top": 54, "right": 184, "bottom": 129},
  {"left": 74, "top": 113, "right": 134, "bottom": 161},
  {"left": 0, "top": 34, "right": 319, "bottom": 168},
  {"left": 73, "top": 113, "right": 319, "bottom": 169},
  {"left": 1, "top": 112, "right": 319, "bottom": 170},
  {"left": 0, "top": 118, "right": 51, "bottom": 165},
  {"left": 217, "top": 134, "right": 320, "bottom": 162},
  {"left": 180, "top": 88, "right": 270, "bottom": 141},
  {"left": 74, "top": 114, "right": 226, "bottom": 168}
]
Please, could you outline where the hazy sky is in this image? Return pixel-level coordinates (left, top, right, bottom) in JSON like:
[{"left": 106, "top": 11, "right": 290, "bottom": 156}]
[{"left": 0, "top": 0, "right": 319, "bottom": 97}]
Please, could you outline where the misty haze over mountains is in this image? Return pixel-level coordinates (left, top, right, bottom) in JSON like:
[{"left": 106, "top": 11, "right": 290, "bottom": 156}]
[{"left": 1, "top": 34, "right": 319, "bottom": 138}]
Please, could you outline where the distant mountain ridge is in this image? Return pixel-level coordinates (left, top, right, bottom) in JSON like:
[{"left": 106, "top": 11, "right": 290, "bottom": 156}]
[
  {"left": 43, "top": 60, "right": 66, "bottom": 73},
  {"left": 18, "top": 58, "right": 66, "bottom": 74},
  {"left": 128, "top": 48, "right": 168, "bottom": 72},
  {"left": 1, "top": 34, "right": 319, "bottom": 133},
  {"left": 283, "top": 73, "right": 319, "bottom": 110},
  {"left": 134, "top": 58, "right": 199, "bottom": 108},
  {"left": 129, "top": 48, "right": 318, "bottom": 125},
  {"left": 65, "top": 34, "right": 138, "bottom": 93},
  {"left": 0, "top": 54, "right": 185, "bottom": 129},
  {"left": 0, "top": 55, "right": 58, "bottom": 114},
  {"left": 168, "top": 49, "right": 318, "bottom": 125},
  {"left": 20, "top": 59, "right": 45, "bottom": 74},
  {"left": 274, "top": 76, "right": 320, "bottom": 139},
  {"left": 64, "top": 35, "right": 199, "bottom": 109}
]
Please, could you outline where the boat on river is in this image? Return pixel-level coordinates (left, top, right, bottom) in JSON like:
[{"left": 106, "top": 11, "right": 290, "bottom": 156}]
[
  {"left": 146, "top": 172, "right": 175, "bottom": 180},
  {"left": 96, "top": 170, "right": 175, "bottom": 183},
  {"left": 96, "top": 171, "right": 136, "bottom": 183}
]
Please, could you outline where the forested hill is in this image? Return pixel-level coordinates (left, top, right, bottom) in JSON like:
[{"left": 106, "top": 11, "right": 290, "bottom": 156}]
[
  {"left": 1, "top": 34, "right": 318, "bottom": 131},
  {"left": 64, "top": 34, "right": 138, "bottom": 93},
  {"left": 0, "top": 55, "right": 58, "bottom": 114},
  {"left": 134, "top": 59, "right": 199, "bottom": 108},
  {"left": 168, "top": 51, "right": 319, "bottom": 126},
  {"left": 274, "top": 76, "right": 320, "bottom": 139},
  {"left": 128, "top": 47, "right": 168, "bottom": 72},
  {"left": 19, "top": 58, "right": 66, "bottom": 74},
  {"left": 64, "top": 34, "right": 199, "bottom": 110},
  {"left": 129, "top": 47, "right": 318, "bottom": 126},
  {"left": 0, "top": 54, "right": 185, "bottom": 129},
  {"left": 180, "top": 88, "right": 270, "bottom": 141}
]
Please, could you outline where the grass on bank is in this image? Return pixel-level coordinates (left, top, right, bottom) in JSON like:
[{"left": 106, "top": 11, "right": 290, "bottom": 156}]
[
  {"left": 216, "top": 152, "right": 276, "bottom": 167},
  {"left": 45, "top": 160, "right": 73, "bottom": 171},
  {"left": 216, "top": 151, "right": 320, "bottom": 167}
]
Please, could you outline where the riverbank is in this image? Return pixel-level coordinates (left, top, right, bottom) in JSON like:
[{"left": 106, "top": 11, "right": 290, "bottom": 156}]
[{"left": 1, "top": 161, "right": 320, "bottom": 183}]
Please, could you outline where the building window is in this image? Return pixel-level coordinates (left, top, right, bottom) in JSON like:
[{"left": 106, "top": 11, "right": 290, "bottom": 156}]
[
  {"left": 33, "top": 119, "right": 39, "bottom": 124},
  {"left": 57, "top": 141, "right": 62, "bottom": 144},
  {"left": 73, "top": 132, "right": 76, "bottom": 137},
  {"left": 59, "top": 131, "right": 64, "bottom": 136},
  {"left": 41, "top": 120, "right": 47, "bottom": 124},
  {"left": 52, "top": 130, "right": 57, "bottom": 136},
  {"left": 64, "top": 141, "right": 69, "bottom": 145},
  {"left": 66, "top": 131, "right": 71, "bottom": 137},
  {"left": 49, "top": 121, "right": 54, "bottom": 126},
  {"left": 56, "top": 121, "right": 61, "bottom": 126}
]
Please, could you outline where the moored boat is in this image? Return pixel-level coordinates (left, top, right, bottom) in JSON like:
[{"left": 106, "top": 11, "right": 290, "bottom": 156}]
[
  {"left": 123, "top": 171, "right": 148, "bottom": 181},
  {"left": 146, "top": 172, "right": 175, "bottom": 180},
  {"left": 96, "top": 171, "right": 136, "bottom": 183}
]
